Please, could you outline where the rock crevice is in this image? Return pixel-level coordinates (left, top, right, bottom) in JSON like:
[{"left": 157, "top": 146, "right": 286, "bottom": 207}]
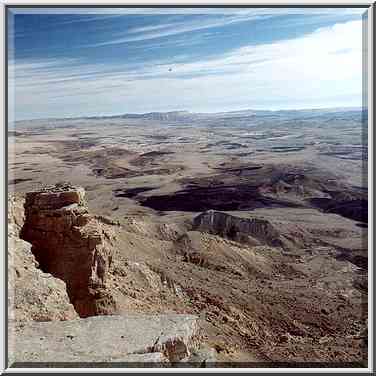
[{"left": 8, "top": 193, "right": 78, "bottom": 322}]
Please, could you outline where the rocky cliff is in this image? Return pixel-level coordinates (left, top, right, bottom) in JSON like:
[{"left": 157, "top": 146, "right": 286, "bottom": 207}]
[
  {"left": 8, "top": 194, "right": 78, "bottom": 322},
  {"left": 193, "top": 210, "right": 283, "bottom": 248},
  {"left": 8, "top": 186, "right": 215, "bottom": 367},
  {"left": 20, "top": 183, "right": 117, "bottom": 317}
]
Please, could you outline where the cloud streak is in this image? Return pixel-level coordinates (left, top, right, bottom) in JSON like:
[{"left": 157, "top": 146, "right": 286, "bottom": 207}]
[
  {"left": 81, "top": 8, "right": 364, "bottom": 47},
  {"left": 88, "top": 13, "right": 273, "bottom": 46}
]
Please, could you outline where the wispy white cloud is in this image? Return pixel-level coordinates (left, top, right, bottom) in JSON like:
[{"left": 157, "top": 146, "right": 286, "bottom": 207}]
[
  {"left": 132, "top": 32, "right": 219, "bottom": 51},
  {"left": 88, "top": 13, "right": 273, "bottom": 46},
  {"left": 56, "top": 14, "right": 125, "bottom": 25},
  {"left": 83, "top": 8, "right": 364, "bottom": 47},
  {"left": 10, "top": 20, "right": 363, "bottom": 120},
  {"left": 127, "top": 21, "right": 183, "bottom": 34},
  {"left": 149, "top": 19, "right": 363, "bottom": 77}
]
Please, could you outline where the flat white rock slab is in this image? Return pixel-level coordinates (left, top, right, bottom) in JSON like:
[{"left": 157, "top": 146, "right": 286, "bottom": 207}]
[{"left": 9, "top": 314, "right": 199, "bottom": 366}]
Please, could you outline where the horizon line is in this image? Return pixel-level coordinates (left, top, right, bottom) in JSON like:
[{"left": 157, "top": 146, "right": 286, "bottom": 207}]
[{"left": 12, "top": 105, "right": 364, "bottom": 123}]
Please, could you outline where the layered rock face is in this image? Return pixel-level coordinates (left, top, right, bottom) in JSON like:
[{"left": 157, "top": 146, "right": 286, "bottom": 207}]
[
  {"left": 8, "top": 194, "right": 77, "bottom": 322},
  {"left": 21, "top": 183, "right": 117, "bottom": 318},
  {"left": 193, "top": 210, "right": 283, "bottom": 248}
]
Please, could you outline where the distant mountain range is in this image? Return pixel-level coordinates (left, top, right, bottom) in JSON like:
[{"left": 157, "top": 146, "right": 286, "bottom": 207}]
[
  {"left": 84, "top": 107, "right": 363, "bottom": 121},
  {"left": 14, "top": 107, "right": 364, "bottom": 124}
]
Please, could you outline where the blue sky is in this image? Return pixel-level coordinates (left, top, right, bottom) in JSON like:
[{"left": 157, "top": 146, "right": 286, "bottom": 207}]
[{"left": 8, "top": 7, "right": 366, "bottom": 120}]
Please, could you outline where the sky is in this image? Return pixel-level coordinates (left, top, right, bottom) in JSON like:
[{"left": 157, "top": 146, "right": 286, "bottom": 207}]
[{"left": 8, "top": 7, "right": 367, "bottom": 121}]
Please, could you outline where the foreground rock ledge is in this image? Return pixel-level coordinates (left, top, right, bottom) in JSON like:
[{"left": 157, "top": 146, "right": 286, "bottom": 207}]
[{"left": 9, "top": 314, "right": 200, "bottom": 365}]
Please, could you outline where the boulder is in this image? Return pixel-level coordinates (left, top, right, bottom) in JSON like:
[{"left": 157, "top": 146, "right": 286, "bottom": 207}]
[{"left": 178, "top": 345, "right": 217, "bottom": 367}]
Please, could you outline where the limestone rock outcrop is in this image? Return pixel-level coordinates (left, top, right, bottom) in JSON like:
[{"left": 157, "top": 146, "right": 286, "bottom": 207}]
[
  {"left": 9, "top": 314, "right": 200, "bottom": 365},
  {"left": 193, "top": 210, "right": 283, "bottom": 248},
  {"left": 20, "top": 183, "right": 118, "bottom": 317},
  {"left": 8, "top": 193, "right": 25, "bottom": 232},
  {"left": 8, "top": 194, "right": 77, "bottom": 322}
]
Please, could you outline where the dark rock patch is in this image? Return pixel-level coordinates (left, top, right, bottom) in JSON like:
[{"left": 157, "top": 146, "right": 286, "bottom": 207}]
[
  {"left": 9, "top": 178, "right": 33, "bottom": 185},
  {"left": 114, "top": 186, "right": 155, "bottom": 198},
  {"left": 139, "top": 184, "right": 304, "bottom": 212},
  {"left": 271, "top": 146, "right": 305, "bottom": 153},
  {"left": 129, "top": 150, "right": 174, "bottom": 167},
  {"left": 310, "top": 197, "right": 367, "bottom": 223}
]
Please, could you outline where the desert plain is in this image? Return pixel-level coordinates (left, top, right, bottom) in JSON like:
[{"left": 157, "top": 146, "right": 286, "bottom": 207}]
[{"left": 8, "top": 108, "right": 368, "bottom": 366}]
